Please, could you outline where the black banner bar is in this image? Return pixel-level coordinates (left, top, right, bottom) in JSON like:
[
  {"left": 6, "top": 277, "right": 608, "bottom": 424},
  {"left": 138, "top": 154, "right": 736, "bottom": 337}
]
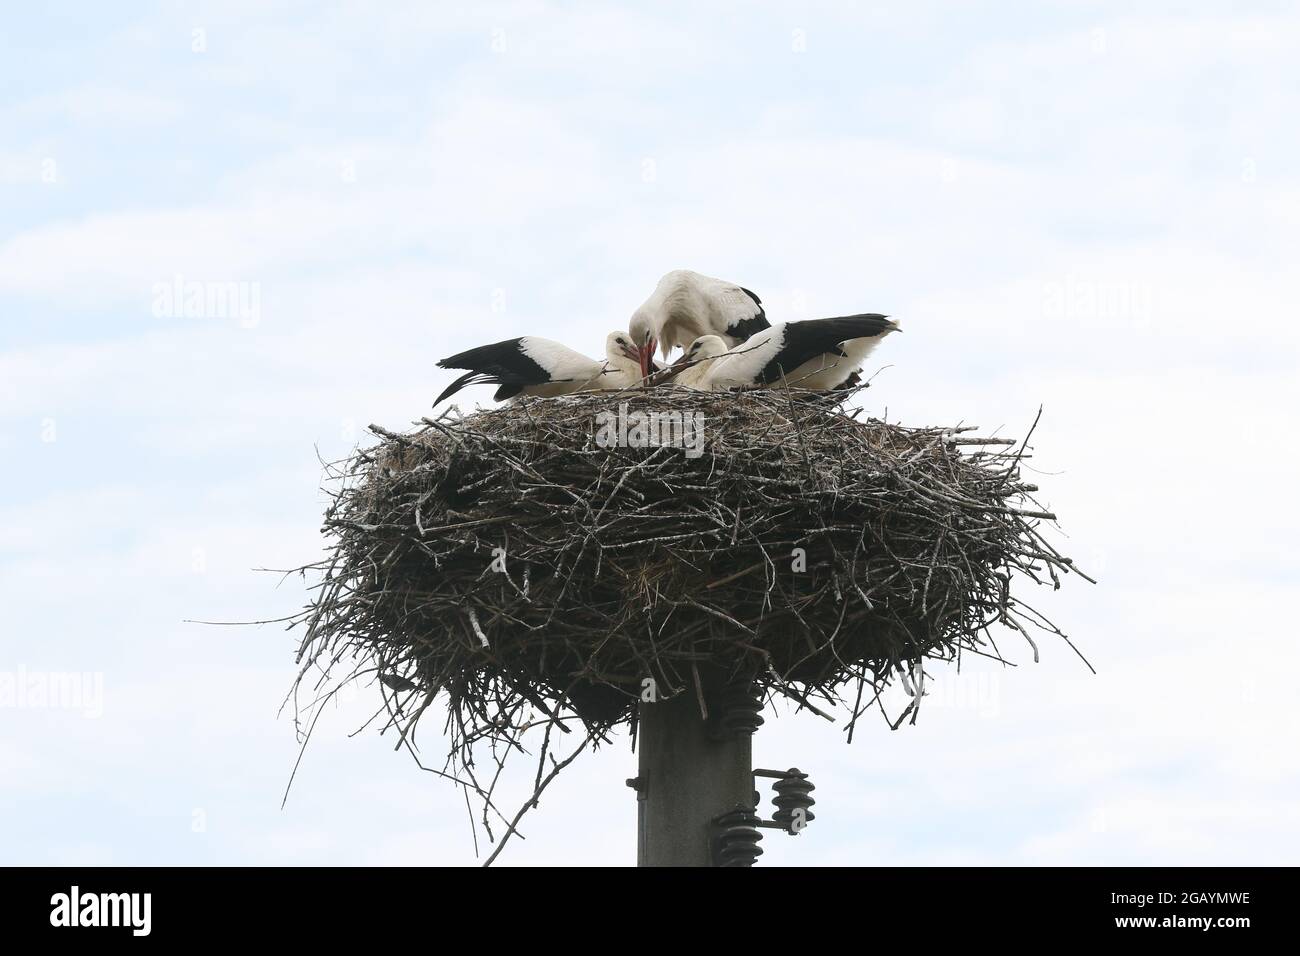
[{"left": 0, "top": 866, "right": 1283, "bottom": 943}]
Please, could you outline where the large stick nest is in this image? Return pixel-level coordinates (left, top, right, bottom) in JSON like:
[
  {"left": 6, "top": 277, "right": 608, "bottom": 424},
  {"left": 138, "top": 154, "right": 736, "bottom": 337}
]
[{"left": 291, "top": 387, "right": 1088, "bottom": 759}]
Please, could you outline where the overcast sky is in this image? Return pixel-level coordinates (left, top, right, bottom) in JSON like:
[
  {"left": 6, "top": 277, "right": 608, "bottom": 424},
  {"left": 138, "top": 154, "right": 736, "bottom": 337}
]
[{"left": 3, "top": 1, "right": 1298, "bottom": 866}]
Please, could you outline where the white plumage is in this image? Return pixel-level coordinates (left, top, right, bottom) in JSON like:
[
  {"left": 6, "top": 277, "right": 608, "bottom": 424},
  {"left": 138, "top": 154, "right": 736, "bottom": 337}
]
[
  {"left": 668, "top": 335, "right": 730, "bottom": 390},
  {"left": 672, "top": 315, "right": 899, "bottom": 392},
  {"left": 597, "top": 332, "right": 647, "bottom": 389},
  {"left": 628, "top": 270, "right": 770, "bottom": 371},
  {"left": 435, "top": 331, "right": 644, "bottom": 405}
]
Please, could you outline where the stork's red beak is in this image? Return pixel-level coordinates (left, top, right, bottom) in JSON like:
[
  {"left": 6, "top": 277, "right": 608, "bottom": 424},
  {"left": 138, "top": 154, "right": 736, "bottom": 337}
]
[{"left": 638, "top": 339, "right": 657, "bottom": 379}]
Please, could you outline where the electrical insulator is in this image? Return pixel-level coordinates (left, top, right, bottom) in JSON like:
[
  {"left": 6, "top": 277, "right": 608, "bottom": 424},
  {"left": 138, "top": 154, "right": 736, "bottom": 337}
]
[
  {"left": 770, "top": 768, "right": 816, "bottom": 834},
  {"left": 708, "top": 681, "right": 764, "bottom": 739},
  {"left": 710, "top": 807, "right": 764, "bottom": 867}
]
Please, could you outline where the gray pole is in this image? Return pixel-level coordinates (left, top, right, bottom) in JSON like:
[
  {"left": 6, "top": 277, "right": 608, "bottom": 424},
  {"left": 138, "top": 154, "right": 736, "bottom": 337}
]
[{"left": 635, "top": 681, "right": 754, "bottom": 866}]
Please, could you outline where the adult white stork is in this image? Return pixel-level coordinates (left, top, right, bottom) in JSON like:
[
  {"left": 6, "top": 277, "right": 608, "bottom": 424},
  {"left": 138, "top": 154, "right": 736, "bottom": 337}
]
[
  {"left": 434, "top": 331, "right": 645, "bottom": 405},
  {"left": 671, "top": 314, "right": 899, "bottom": 391},
  {"left": 628, "top": 269, "right": 769, "bottom": 375}
]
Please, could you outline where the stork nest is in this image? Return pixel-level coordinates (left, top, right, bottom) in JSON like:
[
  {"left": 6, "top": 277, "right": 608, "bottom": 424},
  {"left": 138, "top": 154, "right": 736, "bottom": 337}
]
[{"left": 290, "top": 387, "right": 1088, "bottom": 769}]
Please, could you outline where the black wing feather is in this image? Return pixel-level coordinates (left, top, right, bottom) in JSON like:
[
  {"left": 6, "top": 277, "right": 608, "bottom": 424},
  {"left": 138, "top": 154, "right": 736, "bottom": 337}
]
[
  {"left": 758, "top": 313, "right": 892, "bottom": 385},
  {"left": 435, "top": 337, "right": 553, "bottom": 404},
  {"left": 726, "top": 287, "right": 770, "bottom": 342},
  {"left": 434, "top": 370, "right": 492, "bottom": 405}
]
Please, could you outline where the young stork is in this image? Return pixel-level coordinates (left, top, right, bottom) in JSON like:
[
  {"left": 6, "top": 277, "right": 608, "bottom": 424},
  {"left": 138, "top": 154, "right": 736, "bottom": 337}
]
[
  {"left": 434, "top": 331, "right": 645, "bottom": 405},
  {"left": 628, "top": 269, "right": 769, "bottom": 375},
  {"left": 667, "top": 335, "right": 729, "bottom": 390},
  {"left": 673, "top": 314, "right": 899, "bottom": 391}
]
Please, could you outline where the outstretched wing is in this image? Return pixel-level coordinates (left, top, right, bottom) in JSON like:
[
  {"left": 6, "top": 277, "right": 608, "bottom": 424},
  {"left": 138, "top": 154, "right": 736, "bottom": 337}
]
[
  {"left": 435, "top": 336, "right": 577, "bottom": 403},
  {"left": 756, "top": 314, "right": 894, "bottom": 384}
]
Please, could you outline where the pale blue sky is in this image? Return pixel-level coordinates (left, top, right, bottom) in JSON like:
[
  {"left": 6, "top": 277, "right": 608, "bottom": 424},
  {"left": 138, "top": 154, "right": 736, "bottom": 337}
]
[{"left": 2, "top": 1, "right": 1298, "bottom": 865}]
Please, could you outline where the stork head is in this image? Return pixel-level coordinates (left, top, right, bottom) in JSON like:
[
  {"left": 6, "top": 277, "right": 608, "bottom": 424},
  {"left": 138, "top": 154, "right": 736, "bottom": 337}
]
[
  {"left": 628, "top": 311, "right": 658, "bottom": 379},
  {"left": 605, "top": 331, "right": 643, "bottom": 377},
  {"left": 674, "top": 334, "right": 728, "bottom": 367}
]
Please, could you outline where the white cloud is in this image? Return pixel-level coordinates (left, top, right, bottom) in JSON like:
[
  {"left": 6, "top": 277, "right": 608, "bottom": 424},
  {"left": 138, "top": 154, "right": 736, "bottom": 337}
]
[{"left": 12, "top": 86, "right": 184, "bottom": 126}]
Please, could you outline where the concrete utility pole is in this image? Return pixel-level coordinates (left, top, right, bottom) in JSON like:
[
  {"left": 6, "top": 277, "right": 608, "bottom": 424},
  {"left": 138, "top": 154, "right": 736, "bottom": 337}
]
[{"left": 634, "top": 688, "right": 754, "bottom": 866}]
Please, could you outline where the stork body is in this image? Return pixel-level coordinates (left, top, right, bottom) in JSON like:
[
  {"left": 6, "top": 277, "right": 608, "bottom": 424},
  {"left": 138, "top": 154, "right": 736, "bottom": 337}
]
[
  {"left": 628, "top": 270, "right": 769, "bottom": 372},
  {"left": 435, "top": 332, "right": 643, "bottom": 406},
  {"left": 684, "top": 314, "right": 898, "bottom": 391}
]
